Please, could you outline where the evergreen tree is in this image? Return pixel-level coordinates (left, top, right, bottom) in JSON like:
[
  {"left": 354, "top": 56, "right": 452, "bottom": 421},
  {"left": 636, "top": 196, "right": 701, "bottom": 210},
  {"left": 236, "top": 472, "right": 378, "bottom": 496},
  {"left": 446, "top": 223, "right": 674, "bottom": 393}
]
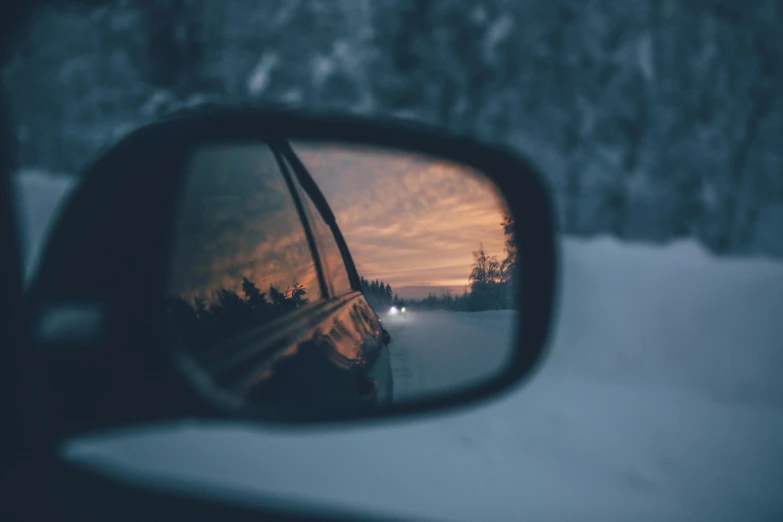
[
  {"left": 500, "top": 214, "right": 518, "bottom": 309},
  {"left": 290, "top": 279, "right": 309, "bottom": 309},
  {"left": 469, "top": 243, "right": 503, "bottom": 311},
  {"left": 500, "top": 214, "right": 517, "bottom": 282},
  {"left": 241, "top": 276, "right": 269, "bottom": 314},
  {"left": 269, "top": 285, "right": 290, "bottom": 313}
]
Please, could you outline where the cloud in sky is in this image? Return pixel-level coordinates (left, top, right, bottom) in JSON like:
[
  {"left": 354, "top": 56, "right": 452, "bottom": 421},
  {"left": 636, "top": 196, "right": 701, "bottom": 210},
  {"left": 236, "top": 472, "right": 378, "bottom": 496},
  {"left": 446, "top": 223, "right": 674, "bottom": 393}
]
[{"left": 293, "top": 142, "right": 509, "bottom": 297}]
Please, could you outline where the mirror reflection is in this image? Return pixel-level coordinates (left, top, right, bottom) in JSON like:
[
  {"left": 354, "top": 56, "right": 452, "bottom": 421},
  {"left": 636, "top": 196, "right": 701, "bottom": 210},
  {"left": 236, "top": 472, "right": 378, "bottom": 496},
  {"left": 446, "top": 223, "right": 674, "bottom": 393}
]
[{"left": 165, "top": 140, "right": 517, "bottom": 420}]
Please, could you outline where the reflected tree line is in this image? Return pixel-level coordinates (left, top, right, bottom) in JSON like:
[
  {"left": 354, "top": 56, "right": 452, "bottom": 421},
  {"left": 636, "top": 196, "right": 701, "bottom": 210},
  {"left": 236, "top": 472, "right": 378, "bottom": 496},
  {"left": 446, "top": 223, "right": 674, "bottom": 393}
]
[
  {"left": 164, "top": 277, "right": 310, "bottom": 352},
  {"left": 359, "top": 276, "right": 399, "bottom": 313},
  {"left": 378, "top": 214, "right": 518, "bottom": 313},
  {"left": 166, "top": 213, "right": 518, "bottom": 344}
]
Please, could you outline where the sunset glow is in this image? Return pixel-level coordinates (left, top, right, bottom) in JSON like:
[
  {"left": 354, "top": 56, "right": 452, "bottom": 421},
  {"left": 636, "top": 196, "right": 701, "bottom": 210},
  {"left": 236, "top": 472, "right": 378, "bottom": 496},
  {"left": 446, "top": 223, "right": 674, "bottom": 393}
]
[{"left": 293, "top": 142, "right": 508, "bottom": 298}]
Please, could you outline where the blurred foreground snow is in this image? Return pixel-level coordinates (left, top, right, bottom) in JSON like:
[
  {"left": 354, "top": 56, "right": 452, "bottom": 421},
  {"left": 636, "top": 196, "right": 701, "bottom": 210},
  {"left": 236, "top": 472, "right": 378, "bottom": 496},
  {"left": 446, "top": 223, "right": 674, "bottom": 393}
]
[
  {"left": 15, "top": 171, "right": 783, "bottom": 522},
  {"left": 13, "top": 169, "right": 76, "bottom": 283}
]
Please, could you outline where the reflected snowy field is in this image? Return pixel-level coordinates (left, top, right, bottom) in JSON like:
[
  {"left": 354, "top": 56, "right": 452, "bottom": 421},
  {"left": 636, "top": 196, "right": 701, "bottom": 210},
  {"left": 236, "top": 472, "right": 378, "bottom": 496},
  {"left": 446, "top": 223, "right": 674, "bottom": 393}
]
[{"left": 383, "top": 309, "right": 516, "bottom": 402}]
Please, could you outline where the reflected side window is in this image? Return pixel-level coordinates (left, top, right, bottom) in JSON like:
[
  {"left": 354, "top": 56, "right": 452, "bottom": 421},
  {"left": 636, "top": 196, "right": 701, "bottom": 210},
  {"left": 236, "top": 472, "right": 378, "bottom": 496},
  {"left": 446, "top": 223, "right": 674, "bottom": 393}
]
[
  {"left": 287, "top": 161, "right": 353, "bottom": 297},
  {"left": 165, "top": 142, "right": 321, "bottom": 354}
]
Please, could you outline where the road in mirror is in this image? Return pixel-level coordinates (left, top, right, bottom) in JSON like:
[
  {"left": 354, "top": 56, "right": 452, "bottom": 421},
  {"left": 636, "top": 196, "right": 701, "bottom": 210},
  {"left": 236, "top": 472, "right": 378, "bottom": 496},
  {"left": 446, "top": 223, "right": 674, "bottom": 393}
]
[{"left": 164, "top": 139, "right": 518, "bottom": 421}]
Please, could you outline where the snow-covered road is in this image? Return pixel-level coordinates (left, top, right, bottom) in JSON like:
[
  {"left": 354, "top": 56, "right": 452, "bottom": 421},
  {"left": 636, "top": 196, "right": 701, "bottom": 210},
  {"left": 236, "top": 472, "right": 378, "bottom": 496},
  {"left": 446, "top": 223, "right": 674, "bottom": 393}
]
[
  {"left": 14, "top": 172, "right": 783, "bottom": 522},
  {"left": 383, "top": 309, "right": 515, "bottom": 402}
]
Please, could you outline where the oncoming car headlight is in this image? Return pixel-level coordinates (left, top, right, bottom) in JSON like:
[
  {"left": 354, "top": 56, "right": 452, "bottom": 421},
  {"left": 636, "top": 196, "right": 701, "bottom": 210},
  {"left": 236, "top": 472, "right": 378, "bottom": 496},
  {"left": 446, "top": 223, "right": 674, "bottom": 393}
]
[{"left": 390, "top": 306, "right": 398, "bottom": 314}]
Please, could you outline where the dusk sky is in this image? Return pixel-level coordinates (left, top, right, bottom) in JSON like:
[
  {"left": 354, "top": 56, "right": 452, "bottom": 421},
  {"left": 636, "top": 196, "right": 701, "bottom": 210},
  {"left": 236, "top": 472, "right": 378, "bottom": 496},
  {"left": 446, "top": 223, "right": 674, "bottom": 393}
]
[
  {"left": 293, "top": 142, "right": 509, "bottom": 299},
  {"left": 166, "top": 141, "right": 509, "bottom": 304}
]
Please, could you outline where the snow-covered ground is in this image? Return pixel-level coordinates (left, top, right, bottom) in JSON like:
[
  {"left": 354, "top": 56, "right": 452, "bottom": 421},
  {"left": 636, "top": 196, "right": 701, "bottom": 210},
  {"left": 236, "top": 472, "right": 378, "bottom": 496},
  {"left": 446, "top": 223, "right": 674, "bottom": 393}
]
[
  {"left": 14, "top": 172, "right": 783, "bottom": 522},
  {"left": 383, "top": 309, "right": 516, "bottom": 402}
]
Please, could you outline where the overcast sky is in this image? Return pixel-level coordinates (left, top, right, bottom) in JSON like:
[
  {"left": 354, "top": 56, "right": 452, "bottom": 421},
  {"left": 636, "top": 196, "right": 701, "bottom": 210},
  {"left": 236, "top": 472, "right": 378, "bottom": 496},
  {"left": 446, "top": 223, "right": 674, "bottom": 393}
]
[{"left": 293, "top": 142, "right": 508, "bottom": 299}]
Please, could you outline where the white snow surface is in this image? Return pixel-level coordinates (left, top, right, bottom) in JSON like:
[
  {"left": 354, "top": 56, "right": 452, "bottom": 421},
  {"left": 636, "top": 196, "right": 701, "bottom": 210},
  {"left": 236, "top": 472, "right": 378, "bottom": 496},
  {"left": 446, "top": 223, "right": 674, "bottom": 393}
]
[
  {"left": 383, "top": 309, "right": 516, "bottom": 402},
  {"left": 15, "top": 172, "right": 783, "bottom": 522}
]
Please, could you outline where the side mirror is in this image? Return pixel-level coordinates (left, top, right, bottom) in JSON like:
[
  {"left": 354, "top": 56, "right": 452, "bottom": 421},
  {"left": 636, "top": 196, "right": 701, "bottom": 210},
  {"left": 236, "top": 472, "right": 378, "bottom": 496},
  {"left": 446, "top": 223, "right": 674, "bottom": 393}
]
[{"left": 27, "top": 106, "right": 557, "bottom": 436}]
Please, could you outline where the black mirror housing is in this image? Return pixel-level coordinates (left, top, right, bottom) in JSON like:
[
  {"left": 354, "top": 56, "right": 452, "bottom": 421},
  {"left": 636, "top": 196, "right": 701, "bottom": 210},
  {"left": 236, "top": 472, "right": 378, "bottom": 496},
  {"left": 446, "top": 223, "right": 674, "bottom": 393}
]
[{"left": 27, "top": 105, "right": 558, "bottom": 439}]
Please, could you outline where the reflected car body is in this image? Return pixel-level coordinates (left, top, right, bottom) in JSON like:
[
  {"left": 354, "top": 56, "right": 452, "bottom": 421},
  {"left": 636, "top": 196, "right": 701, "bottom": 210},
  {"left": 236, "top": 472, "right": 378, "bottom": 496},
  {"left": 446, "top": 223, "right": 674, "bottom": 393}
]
[
  {"left": 229, "top": 295, "right": 394, "bottom": 418},
  {"left": 163, "top": 134, "right": 394, "bottom": 419}
]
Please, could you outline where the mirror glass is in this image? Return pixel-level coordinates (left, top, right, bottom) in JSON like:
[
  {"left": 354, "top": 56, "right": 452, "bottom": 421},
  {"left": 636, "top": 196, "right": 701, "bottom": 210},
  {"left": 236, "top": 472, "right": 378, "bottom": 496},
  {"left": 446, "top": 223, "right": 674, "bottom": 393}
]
[{"left": 164, "top": 140, "right": 518, "bottom": 420}]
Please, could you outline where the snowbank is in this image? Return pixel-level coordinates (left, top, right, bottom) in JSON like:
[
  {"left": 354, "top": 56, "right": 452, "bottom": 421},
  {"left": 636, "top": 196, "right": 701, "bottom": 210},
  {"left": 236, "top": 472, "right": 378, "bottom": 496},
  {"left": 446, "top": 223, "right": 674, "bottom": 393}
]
[
  {"left": 63, "top": 237, "right": 783, "bottom": 522},
  {"left": 13, "top": 170, "right": 783, "bottom": 521}
]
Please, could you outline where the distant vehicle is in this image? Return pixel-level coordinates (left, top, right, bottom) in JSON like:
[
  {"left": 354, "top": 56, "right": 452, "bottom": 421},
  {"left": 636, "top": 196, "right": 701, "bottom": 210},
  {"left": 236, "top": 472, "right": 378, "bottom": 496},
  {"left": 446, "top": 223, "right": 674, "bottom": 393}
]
[{"left": 390, "top": 300, "right": 407, "bottom": 317}]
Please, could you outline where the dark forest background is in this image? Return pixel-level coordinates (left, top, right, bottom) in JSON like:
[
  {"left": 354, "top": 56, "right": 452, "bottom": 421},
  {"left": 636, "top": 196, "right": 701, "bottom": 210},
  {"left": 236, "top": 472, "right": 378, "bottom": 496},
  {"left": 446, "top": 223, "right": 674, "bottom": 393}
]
[{"left": 4, "top": 0, "right": 783, "bottom": 257}]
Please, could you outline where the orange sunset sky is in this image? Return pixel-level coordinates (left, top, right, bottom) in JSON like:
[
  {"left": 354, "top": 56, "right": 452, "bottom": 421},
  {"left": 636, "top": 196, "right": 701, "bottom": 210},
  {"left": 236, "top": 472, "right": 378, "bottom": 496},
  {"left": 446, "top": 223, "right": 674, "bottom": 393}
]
[{"left": 293, "top": 142, "right": 509, "bottom": 299}]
